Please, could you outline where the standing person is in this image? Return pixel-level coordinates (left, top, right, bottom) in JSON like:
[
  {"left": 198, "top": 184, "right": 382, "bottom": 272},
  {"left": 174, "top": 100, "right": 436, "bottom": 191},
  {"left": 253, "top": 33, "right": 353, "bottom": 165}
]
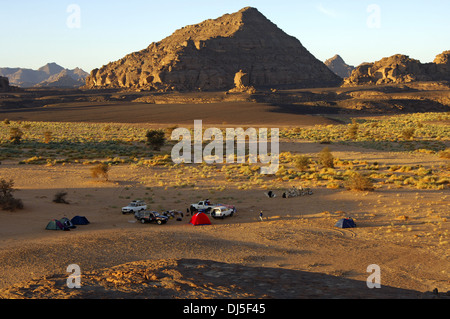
[{"left": 259, "top": 211, "right": 264, "bottom": 221}]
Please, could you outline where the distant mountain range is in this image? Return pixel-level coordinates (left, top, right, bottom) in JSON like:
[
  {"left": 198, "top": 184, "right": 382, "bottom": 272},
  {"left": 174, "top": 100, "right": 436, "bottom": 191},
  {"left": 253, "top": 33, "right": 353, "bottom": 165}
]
[{"left": 0, "top": 63, "right": 89, "bottom": 88}]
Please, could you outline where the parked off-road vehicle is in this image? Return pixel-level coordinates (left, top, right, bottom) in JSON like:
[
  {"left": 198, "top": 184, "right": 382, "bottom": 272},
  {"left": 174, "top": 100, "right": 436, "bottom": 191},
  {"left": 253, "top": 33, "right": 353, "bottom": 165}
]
[
  {"left": 135, "top": 211, "right": 168, "bottom": 225},
  {"left": 122, "top": 200, "right": 147, "bottom": 214}
]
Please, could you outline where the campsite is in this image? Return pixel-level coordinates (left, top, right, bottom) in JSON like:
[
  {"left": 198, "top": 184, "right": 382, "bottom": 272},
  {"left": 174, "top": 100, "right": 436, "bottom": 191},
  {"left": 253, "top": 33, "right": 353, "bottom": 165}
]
[{"left": 0, "top": 131, "right": 448, "bottom": 299}]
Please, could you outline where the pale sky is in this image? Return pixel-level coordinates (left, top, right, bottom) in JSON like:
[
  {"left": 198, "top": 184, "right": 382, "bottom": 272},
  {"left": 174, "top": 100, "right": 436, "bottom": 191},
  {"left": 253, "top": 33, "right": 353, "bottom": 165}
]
[{"left": 0, "top": 0, "right": 448, "bottom": 72}]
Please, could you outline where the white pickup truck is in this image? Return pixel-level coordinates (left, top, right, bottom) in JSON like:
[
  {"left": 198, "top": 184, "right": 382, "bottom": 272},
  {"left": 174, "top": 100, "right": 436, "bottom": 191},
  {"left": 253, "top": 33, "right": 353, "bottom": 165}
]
[
  {"left": 122, "top": 200, "right": 147, "bottom": 214},
  {"left": 210, "top": 206, "right": 235, "bottom": 219},
  {"left": 190, "top": 200, "right": 236, "bottom": 215},
  {"left": 190, "top": 200, "right": 215, "bottom": 213}
]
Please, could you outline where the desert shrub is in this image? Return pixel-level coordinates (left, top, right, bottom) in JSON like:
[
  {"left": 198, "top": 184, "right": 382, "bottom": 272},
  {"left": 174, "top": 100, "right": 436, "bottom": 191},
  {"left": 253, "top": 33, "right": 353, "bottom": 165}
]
[
  {"left": 0, "top": 179, "right": 24, "bottom": 211},
  {"left": 90, "top": 163, "right": 110, "bottom": 181},
  {"left": 9, "top": 127, "right": 23, "bottom": 144},
  {"left": 438, "top": 148, "right": 450, "bottom": 159},
  {"left": 43, "top": 131, "right": 53, "bottom": 143},
  {"left": 401, "top": 127, "right": 415, "bottom": 140},
  {"left": 146, "top": 129, "right": 166, "bottom": 151},
  {"left": 53, "top": 191, "right": 69, "bottom": 204},
  {"left": 294, "top": 155, "right": 310, "bottom": 171},
  {"left": 344, "top": 172, "right": 374, "bottom": 191},
  {"left": 319, "top": 147, "right": 334, "bottom": 168},
  {"left": 347, "top": 119, "right": 359, "bottom": 140}
]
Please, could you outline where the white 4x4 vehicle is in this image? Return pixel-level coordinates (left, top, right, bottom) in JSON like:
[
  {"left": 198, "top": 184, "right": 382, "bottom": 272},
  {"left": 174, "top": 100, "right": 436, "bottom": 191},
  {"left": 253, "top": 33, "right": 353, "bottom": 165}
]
[
  {"left": 190, "top": 200, "right": 236, "bottom": 215},
  {"left": 210, "top": 206, "right": 235, "bottom": 219},
  {"left": 122, "top": 200, "right": 147, "bottom": 214},
  {"left": 190, "top": 200, "right": 215, "bottom": 213}
]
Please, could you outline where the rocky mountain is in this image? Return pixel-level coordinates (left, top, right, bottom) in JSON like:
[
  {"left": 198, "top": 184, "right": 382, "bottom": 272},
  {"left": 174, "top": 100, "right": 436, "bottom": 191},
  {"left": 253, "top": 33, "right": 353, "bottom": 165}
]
[
  {"left": 0, "top": 63, "right": 89, "bottom": 88},
  {"left": 344, "top": 51, "right": 450, "bottom": 86},
  {"left": 85, "top": 7, "right": 342, "bottom": 91},
  {"left": 324, "top": 55, "right": 355, "bottom": 79}
]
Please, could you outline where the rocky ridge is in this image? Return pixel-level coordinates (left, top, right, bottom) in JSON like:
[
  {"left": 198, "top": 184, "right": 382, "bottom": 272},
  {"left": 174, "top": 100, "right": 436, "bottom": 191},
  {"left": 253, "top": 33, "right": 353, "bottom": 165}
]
[
  {"left": 344, "top": 51, "right": 450, "bottom": 86},
  {"left": 85, "top": 7, "right": 342, "bottom": 92}
]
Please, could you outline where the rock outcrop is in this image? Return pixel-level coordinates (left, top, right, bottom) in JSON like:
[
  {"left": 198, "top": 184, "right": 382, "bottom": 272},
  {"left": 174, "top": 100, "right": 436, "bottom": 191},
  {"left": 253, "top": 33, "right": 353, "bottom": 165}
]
[
  {"left": 228, "top": 70, "right": 256, "bottom": 93},
  {"left": 85, "top": 7, "right": 342, "bottom": 92},
  {"left": 344, "top": 51, "right": 450, "bottom": 86},
  {"left": 433, "top": 50, "right": 450, "bottom": 77},
  {"left": 0, "top": 76, "right": 10, "bottom": 91},
  {"left": 325, "top": 55, "right": 355, "bottom": 79}
]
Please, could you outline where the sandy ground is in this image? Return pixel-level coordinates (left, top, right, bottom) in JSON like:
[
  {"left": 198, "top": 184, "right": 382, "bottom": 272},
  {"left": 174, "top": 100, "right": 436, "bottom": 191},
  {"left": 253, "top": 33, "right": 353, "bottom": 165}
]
[
  {"left": 0, "top": 140, "right": 448, "bottom": 299},
  {"left": 0, "top": 100, "right": 341, "bottom": 126}
]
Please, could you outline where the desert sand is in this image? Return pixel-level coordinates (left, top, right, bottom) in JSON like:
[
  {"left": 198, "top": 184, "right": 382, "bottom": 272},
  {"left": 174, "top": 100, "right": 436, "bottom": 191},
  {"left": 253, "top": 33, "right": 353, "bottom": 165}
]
[
  {"left": 0, "top": 135, "right": 448, "bottom": 299},
  {"left": 1, "top": 4, "right": 448, "bottom": 306}
]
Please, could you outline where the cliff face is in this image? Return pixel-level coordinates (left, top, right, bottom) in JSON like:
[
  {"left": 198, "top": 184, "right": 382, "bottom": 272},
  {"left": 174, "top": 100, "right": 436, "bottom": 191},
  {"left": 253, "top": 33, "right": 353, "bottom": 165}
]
[
  {"left": 85, "top": 7, "right": 342, "bottom": 91},
  {"left": 344, "top": 51, "right": 450, "bottom": 86}
]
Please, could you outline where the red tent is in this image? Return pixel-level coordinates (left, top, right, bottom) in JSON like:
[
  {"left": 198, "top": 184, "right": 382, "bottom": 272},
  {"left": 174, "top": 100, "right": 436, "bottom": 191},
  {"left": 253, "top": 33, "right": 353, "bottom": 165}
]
[{"left": 189, "top": 212, "right": 211, "bottom": 226}]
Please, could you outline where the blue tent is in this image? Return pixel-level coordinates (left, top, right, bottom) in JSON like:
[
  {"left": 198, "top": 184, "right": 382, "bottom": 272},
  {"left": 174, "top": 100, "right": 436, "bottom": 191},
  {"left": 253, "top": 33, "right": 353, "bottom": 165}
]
[
  {"left": 335, "top": 218, "right": 356, "bottom": 228},
  {"left": 71, "top": 216, "right": 90, "bottom": 225}
]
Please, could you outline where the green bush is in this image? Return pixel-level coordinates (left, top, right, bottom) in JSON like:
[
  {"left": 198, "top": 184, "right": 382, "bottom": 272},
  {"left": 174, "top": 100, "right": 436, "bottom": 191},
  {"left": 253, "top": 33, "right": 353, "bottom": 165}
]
[
  {"left": 344, "top": 172, "right": 374, "bottom": 191},
  {"left": 347, "top": 119, "right": 359, "bottom": 140},
  {"left": 90, "top": 163, "right": 110, "bottom": 181},
  {"left": 319, "top": 147, "right": 334, "bottom": 168},
  {"left": 53, "top": 191, "right": 69, "bottom": 204},
  {"left": 0, "top": 179, "right": 24, "bottom": 211},
  {"left": 9, "top": 127, "right": 23, "bottom": 144},
  {"left": 146, "top": 129, "right": 166, "bottom": 151},
  {"left": 401, "top": 127, "right": 415, "bottom": 140},
  {"left": 294, "top": 155, "right": 310, "bottom": 171}
]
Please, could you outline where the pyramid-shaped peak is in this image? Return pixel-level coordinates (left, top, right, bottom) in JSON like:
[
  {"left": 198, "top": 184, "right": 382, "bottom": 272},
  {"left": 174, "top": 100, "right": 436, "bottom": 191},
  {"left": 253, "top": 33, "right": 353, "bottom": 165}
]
[
  {"left": 239, "top": 6, "right": 258, "bottom": 12},
  {"left": 38, "top": 62, "right": 65, "bottom": 76},
  {"left": 231, "top": 6, "right": 277, "bottom": 24},
  {"left": 236, "top": 6, "right": 277, "bottom": 24},
  {"left": 86, "top": 7, "right": 342, "bottom": 91},
  {"left": 159, "top": 7, "right": 282, "bottom": 45},
  {"left": 326, "top": 55, "right": 345, "bottom": 64},
  {"left": 238, "top": 6, "right": 265, "bottom": 16}
]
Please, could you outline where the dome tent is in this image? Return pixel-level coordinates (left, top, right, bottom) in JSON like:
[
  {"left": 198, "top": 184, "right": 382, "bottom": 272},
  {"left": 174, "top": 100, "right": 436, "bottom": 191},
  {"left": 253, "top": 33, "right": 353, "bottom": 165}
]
[
  {"left": 46, "top": 219, "right": 70, "bottom": 231},
  {"left": 59, "top": 217, "right": 76, "bottom": 229},
  {"left": 189, "top": 212, "right": 211, "bottom": 226},
  {"left": 335, "top": 218, "right": 356, "bottom": 229},
  {"left": 71, "top": 216, "right": 90, "bottom": 225}
]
